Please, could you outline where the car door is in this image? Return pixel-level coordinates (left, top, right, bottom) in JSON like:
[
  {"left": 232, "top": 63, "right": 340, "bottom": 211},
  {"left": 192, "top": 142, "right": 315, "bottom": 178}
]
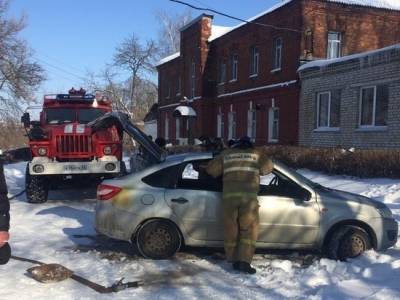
[
  {"left": 257, "top": 171, "right": 320, "bottom": 246},
  {"left": 164, "top": 160, "right": 223, "bottom": 241}
]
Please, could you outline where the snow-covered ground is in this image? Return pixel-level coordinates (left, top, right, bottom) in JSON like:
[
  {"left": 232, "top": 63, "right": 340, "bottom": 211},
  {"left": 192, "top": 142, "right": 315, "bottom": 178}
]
[{"left": 0, "top": 162, "right": 399, "bottom": 299}]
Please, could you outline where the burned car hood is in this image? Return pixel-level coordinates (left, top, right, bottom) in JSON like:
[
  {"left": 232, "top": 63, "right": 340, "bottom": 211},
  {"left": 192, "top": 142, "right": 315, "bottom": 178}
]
[{"left": 88, "top": 112, "right": 166, "bottom": 164}]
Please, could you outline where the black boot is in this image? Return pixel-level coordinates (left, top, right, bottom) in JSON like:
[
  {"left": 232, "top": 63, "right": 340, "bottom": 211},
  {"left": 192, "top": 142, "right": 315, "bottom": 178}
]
[
  {"left": 232, "top": 261, "right": 240, "bottom": 270},
  {"left": 235, "top": 261, "right": 256, "bottom": 274}
]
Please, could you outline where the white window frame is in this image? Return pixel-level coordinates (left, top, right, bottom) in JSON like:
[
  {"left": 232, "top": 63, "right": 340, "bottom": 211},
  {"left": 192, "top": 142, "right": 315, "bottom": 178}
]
[
  {"left": 327, "top": 32, "right": 342, "bottom": 59},
  {"left": 175, "top": 118, "right": 180, "bottom": 139},
  {"left": 219, "top": 61, "right": 227, "bottom": 84},
  {"left": 165, "top": 116, "right": 169, "bottom": 140},
  {"left": 231, "top": 54, "right": 238, "bottom": 82},
  {"left": 228, "top": 111, "right": 236, "bottom": 140},
  {"left": 268, "top": 107, "right": 279, "bottom": 143},
  {"left": 176, "top": 77, "right": 181, "bottom": 96},
  {"left": 247, "top": 109, "right": 257, "bottom": 141},
  {"left": 358, "top": 85, "right": 388, "bottom": 128},
  {"left": 190, "top": 60, "right": 196, "bottom": 98},
  {"left": 316, "top": 91, "right": 333, "bottom": 128},
  {"left": 272, "top": 37, "right": 282, "bottom": 72},
  {"left": 217, "top": 112, "right": 224, "bottom": 138},
  {"left": 250, "top": 46, "right": 259, "bottom": 77}
]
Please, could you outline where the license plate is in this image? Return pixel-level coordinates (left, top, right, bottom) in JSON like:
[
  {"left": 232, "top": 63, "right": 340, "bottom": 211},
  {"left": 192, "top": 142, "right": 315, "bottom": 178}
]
[{"left": 63, "top": 164, "right": 88, "bottom": 171}]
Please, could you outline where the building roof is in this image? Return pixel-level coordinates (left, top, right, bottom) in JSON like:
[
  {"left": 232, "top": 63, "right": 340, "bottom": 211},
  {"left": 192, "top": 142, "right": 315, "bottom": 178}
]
[
  {"left": 157, "top": 0, "right": 400, "bottom": 66},
  {"left": 298, "top": 43, "right": 400, "bottom": 72}
]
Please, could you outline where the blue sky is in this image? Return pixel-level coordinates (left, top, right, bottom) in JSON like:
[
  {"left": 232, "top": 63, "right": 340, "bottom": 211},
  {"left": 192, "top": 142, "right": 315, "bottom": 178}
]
[{"left": 8, "top": 0, "right": 281, "bottom": 96}]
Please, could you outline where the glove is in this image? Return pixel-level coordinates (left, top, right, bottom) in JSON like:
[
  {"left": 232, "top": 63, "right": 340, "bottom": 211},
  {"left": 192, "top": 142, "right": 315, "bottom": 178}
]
[
  {"left": 0, "top": 231, "right": 9, "bottom": 247},
  {"left": 0, "top": 242, "right": 11, "bottom": 265}
]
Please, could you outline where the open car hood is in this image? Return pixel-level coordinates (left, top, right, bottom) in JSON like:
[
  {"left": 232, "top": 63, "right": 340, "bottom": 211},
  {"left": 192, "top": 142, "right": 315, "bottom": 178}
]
[{"left": 88, "top": 112, "right": 166, "bottom": 164}]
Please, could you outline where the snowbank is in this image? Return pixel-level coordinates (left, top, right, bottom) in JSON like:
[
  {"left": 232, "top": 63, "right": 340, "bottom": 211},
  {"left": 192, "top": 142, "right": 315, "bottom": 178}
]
[{"left": 0, "top": 163, "right": 399, "bottom": 299}]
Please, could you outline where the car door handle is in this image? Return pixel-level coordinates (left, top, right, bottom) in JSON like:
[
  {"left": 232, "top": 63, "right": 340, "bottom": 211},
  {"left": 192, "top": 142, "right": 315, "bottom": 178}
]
[{"left": 171, "top": 197, "right": 189, "bottom": 204}]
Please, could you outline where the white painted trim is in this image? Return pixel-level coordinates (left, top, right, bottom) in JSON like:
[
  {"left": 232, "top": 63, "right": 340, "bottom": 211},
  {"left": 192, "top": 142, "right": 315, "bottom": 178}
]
[
  {"left": 316, "top": 91, "right": 331, "bottom": 128},
  {"left": 313, "top": 127, "right": 340, "bottom": 132},
  {"left": 218, "top": 80, "right": 297, "bottom": 98},
  {"left": 270, "top": 68, "right": 281, "bottom": 73},
  {"left": 356, "top": 126, "right": 388, "bottom": 132},
  {"left": 358, "top": 86, "right": 377, "bottom": 127},
  {"left": 159, "top": 102, "right": 180, "bottom": 109}
]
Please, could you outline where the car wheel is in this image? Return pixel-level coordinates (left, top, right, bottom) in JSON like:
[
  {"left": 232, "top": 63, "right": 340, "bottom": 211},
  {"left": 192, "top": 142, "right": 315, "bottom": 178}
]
[
  {"left": 135, "top": 220, "right": 181, "bottom": 259},
  {"left": 327, "top": 225, "right": 371, "bottom": 260},
  {"left": 25, "top": 166, "right": 48, "bottom": 204}
]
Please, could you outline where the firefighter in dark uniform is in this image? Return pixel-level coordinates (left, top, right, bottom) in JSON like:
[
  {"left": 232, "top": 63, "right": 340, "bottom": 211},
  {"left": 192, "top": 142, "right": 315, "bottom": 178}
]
[
  {"left": 0, "top": 152, "right": 11, "bottom": 265},
  {"left": 206, "top": 136, "right": 273, "bottom": 274}
]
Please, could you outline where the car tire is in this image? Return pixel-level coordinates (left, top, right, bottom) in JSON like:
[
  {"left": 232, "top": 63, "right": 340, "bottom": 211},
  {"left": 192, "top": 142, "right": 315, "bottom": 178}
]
[
  {"left": 26, "top": 166, "right": 48, "bottom": 204},
  {"left": 135, "top": 219, "right": 181, "bottom": 259},
  {"left": 327, "top": 225, "right": 371, "bottom": 260}
]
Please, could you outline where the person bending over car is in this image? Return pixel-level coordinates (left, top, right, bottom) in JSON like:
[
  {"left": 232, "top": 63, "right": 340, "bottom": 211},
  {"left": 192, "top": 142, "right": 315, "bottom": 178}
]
[
  {"left": 206, "top": 136, "right": 274, "bottom": 274},
  {"left": 0, "top": 154, "right": 11, "bottom": 264}
]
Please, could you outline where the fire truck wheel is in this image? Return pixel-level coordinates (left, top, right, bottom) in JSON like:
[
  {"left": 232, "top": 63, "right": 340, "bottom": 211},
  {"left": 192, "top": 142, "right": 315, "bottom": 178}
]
[{"left": 25, "top": 168, "right": 48, "bottom": 204}]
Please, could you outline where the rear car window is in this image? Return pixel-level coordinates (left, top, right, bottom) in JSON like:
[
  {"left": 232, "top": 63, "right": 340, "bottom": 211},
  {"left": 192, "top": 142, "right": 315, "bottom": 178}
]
[{"left": 142, "top": 165, "right": 178, "bottom": 188}]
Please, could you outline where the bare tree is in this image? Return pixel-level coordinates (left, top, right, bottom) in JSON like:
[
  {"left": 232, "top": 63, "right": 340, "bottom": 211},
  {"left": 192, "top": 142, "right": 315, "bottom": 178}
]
[
  {"left": 155, "top": 9, "right": 192, "bottom": 57},
  {"left": 113, "top": 34, "right": 157, "bottom": 112},
  {"left": 0, "top": 0, "right": 45, "bottom": 120}
]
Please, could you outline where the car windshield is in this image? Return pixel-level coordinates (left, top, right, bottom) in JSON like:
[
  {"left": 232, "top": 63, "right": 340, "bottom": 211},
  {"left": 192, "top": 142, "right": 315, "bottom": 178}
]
[
  {"left": 78, "top": 108, "right": 106, "bottom": 124},
  {"left": 46, "top": 108, "right": 76, "bottom": 124}
]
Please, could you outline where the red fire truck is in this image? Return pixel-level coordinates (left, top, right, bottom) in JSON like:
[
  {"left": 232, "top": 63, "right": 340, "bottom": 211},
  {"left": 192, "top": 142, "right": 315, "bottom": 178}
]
[{"left": 21, "top": 88, "right": 124, "bottom": 203}]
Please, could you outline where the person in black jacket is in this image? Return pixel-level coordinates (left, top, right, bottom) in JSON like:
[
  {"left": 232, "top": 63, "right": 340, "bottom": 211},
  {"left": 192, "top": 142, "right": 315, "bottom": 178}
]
[{"left": 0, "top": 154, "right": 11, "bottom": 265}]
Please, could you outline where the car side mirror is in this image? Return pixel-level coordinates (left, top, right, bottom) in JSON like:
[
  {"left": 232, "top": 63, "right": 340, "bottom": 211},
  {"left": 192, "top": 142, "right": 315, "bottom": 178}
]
[{"left": 21, "top": 113, "right": 31, "bottom": 128}]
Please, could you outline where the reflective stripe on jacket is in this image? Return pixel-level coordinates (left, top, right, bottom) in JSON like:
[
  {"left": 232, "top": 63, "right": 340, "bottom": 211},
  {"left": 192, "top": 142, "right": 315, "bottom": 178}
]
[{"left": 206, "top": 148, "right": 273, "bottom": 194}]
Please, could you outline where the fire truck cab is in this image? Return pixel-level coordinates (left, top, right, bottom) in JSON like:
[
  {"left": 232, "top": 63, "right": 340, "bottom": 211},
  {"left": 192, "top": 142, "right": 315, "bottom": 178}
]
[{"left": 21, "top": 88, "right": 124, "bottom": 203}]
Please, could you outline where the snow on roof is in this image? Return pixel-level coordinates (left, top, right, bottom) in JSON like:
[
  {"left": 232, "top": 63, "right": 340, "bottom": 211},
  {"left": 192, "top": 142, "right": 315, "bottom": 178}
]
[
  {"left": 157, "top": 0, "right": 400, "bottom": 66},
  {"left": 210, "top": 0, "right": 400, "bottom": 42},
  {"left": 173, "top": 105, "right": 197, "bottom": 117},
  {"left": 156, "top": 52, "right": 180, "bottom": 67},
  {"left": 328, "top": 0, "right": 400, "bottom": 10},
  {"left": 298, "top": 43, "right": 400, "bottom": 72},
  {"left": 209, "top": 25, "right": 233, "bottom": 42}
]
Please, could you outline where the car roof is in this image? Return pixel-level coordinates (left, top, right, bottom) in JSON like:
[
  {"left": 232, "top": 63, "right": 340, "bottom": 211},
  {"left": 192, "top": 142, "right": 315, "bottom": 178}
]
[{"left": 165, "top": 152, "right": 214, "bottom": 163}]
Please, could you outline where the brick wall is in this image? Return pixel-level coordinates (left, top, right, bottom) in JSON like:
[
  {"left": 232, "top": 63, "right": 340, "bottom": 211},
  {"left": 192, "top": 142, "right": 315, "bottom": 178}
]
[{"left": 299, "top": 46, "right": 400, "bottom": 149}]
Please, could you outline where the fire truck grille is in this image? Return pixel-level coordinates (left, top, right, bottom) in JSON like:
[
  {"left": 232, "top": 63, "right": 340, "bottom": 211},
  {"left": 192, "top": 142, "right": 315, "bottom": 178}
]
[{"left": 56, "top": 135, "right": 92, "bottom": 155}]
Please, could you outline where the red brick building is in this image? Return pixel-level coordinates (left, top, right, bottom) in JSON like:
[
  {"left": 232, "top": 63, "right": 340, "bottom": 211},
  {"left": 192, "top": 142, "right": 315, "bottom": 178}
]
[{"left": 156, "top": 0, "right": 400, "bottom": 145}]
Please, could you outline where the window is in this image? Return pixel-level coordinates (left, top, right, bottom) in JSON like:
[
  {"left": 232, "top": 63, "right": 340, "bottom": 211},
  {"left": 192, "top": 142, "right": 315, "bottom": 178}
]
[
  {"left": 359, "top": 85, "right": 389, "bottom": 127},
  {"left": 218, "top": 61, "right": 227, "bottom": 84},
  {"left": 217, "top": 113, "right": 224, "bottom": 138},
  {"left": 165, "top": 116, "right": 169, "bottom": 140},
  {"left": 231, "top": 54, "right": 238, "bottom": 81},
  {"left": 190, "top": 60, "right": 196, "bottom": 98},
  {"left": 316, "top": 91, "right": 341, "bottom": 128},
  {"left": 327, "top": 32, "right": 341, "bottom": 59},
  {"left": 176, "top": 76, "right": 181, "bottom": 96},
  {"left": 142, "top": 165, "right": 179, "bottom": 188},
  {"left": 250, "top": 46, "right": 259, "bottom": 76},
  {"left": 228, "top": 111, "right": 237, "bottom": 140},
  {"left": 259, "top": 170, "right": 311, "bottom": 200},
  {"left": 247, "top": 109, "right": 257, "bottom": 140},
  {"left": 268, "top": 108, "right": 279, "bottom": 142},
  {"left": 177, "top": 161, "right": 222, "bottom": 192},
  {"left": 78, "top": 109, "right": 106, "bottom": 124},
  {"left": 176, "top": 118, "right": 180, "bottom": 139},
  {"left": 46, "top": 108, "right": 75, "bottom": 124},
  {"left": 273, "top": 37, "right": 283, "bottom": 71}
]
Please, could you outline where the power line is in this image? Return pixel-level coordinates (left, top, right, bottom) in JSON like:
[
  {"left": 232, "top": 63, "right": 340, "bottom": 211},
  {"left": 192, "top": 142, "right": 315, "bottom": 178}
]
[
  {"left": 33, "top": 56, "right": 87, "bottom": 81},
  {"left": 36, "top": 51, "right": 87, "bottom": 74},
  {"left": 169, "top": 0, "right": 302, "bottom": 33}
]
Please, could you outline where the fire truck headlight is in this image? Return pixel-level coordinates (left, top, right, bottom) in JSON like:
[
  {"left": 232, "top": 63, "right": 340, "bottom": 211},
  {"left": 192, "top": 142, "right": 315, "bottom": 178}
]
[
  {"left": 38, "top": 147, "right": 47, "bottom": 156},
  {"left": 103, "top": 146, "right": 112, "bottom": 155},
  {"left": 105, "top": 163, "right": 116, "bottom": 171},
  {"left": 33, "top": 164, "right": 44, "bottom": 173}
]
